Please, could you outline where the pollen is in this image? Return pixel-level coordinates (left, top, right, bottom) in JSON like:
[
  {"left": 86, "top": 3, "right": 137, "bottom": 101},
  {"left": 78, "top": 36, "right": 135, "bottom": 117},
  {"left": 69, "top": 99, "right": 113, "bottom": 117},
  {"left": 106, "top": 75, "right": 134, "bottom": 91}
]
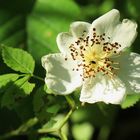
[{"left": 69, "top": 28, "right": 121, "bottom": 80}]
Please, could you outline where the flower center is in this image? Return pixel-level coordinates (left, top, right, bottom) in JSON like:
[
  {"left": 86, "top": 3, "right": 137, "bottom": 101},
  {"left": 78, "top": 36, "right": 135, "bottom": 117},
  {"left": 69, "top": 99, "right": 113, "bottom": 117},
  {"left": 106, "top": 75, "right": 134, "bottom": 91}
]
[{"left": 66, "top": 28, "right": 121, "bottom": 80}]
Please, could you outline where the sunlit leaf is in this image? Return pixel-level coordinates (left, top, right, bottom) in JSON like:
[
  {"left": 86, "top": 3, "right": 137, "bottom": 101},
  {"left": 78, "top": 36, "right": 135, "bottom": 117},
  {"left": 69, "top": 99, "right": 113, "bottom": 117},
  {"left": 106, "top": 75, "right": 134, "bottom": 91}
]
[
  {"left": 1, "top": 76, "right": 35, "bottom": 109},
  {"left": 121, "top": 94, "right": 140, "bottom": 109},
  {"left": 14, "top": 76, "right": 35, "bottom": 95},
  {"left": 2, "top": 46, "right": 35, "bottom": 74},
  {"left": 0, "top": 73, "right": 19, "bottom": 88},
  {"left": 42, "top": 119, "right": 57, "bottom": 129}
]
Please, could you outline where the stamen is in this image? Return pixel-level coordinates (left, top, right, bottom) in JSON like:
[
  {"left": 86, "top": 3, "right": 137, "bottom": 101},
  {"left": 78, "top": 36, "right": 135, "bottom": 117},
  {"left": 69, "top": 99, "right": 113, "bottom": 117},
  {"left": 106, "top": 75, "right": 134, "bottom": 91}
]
[
  {"left": 90, "top": 61, "right": 96, "bottom": 64},
  {"left": 69, "top": 28, "right": 121, "bottom": 80}
]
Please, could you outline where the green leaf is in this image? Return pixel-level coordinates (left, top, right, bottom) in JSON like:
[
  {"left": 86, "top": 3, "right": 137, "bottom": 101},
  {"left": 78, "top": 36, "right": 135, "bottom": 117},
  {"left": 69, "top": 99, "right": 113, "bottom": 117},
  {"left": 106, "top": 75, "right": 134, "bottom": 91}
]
[
  {"left": 33, "top": 87, "right": 49, "bottom": 122},
  {"left": 1, "top": 76, "right": 35, "bottom": 109},
  {"left": 42, "top": 119, "right": 57, "bottom": 129},
  {"left": 121, "top": 94, "right": 140, "bottom": 109},
  {"left": 33, "top": 87, "right": 59, "bottom": 123},
  {"left": 2, "top": 46, "right": 35, "bottom": 74},
  {"left": 46, "top": 104, "right": 61, "bottom": 114},
  {"left": 0, "top": 0, "right": 35, "bottom": 14},
  {"left": 0, "top": 10, "right": 25, "bottom": 47},
  {"left": 0, "top": 0, "right": 35, "bottom": 47},
  {"left": 0, "top": 73, "right": 19, "bottom": 88},
  {"left": 14, "top": 97, "right": 35, "bottom": 122},
  {"left": 15, "top": 76, "right": 35, "bottom": 95},
  {"left": 27, "top": 0, "right": 81, "bottom": 63},
  {"left": 40, "top": 137, "right": 58, "bottom": 140},
  {"left": 33, "top": 87, "right": 46, "bottom": 113},
  {"left": 1, "top": 87, "right": 15, "bottom": 108},
  {"left": 33, "top": 87, "right": 66, "bottom": 122}
]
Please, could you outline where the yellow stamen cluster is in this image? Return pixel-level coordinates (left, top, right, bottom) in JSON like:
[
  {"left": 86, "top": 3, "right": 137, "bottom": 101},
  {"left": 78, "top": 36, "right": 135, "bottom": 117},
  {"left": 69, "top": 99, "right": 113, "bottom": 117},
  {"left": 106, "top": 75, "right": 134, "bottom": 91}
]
[{"left": 65, "top": 28, "right": 121, "bottom": 80}]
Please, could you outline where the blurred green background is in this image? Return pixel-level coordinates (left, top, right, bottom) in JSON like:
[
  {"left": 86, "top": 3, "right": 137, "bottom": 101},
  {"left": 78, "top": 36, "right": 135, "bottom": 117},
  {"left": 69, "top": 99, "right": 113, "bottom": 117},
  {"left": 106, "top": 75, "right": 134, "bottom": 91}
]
[{"left": 0, "top": 0, "right": 140, "bottom": 140}]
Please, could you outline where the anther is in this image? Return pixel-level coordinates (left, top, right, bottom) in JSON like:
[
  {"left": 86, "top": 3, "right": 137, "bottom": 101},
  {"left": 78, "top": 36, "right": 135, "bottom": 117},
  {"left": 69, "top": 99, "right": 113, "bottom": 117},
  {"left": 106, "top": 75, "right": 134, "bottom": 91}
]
[{"left": 90, "top": 60, "right": 96, "bottom": 64}]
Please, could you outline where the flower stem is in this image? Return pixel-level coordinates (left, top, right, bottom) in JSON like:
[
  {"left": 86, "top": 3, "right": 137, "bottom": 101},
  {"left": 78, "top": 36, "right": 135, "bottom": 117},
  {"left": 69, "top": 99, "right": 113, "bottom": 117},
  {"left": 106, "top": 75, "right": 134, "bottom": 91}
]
[
  {"left": 0, "top": 117, "right": 38, "bottom": 140},
  {"left": 65, "top": 95, "right": 75, "bottom": 109},
  {"left": 38, "top": 96, "right": 75, "bottom": 139},
  {"left": 59, "top": 109, "right": 73, "bottom": 129},
  {"left": 32, "top": 74, "right": 44, "bottom": 82},
  {"left": 0, "top": 96, "right": 76, "bottom": 140},
  {"left": 38, "top": 108, "right": 74, "bottom": 134},
  {"left": 59, "top": 130, "right": 68, "bottom": 140}
]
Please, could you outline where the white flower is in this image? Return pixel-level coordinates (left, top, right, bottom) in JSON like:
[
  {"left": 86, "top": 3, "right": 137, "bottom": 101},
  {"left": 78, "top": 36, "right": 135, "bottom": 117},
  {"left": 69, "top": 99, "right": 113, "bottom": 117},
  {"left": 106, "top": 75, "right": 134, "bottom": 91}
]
[{"left": 42, "top": 9, "right": 140, "bottom": 104}]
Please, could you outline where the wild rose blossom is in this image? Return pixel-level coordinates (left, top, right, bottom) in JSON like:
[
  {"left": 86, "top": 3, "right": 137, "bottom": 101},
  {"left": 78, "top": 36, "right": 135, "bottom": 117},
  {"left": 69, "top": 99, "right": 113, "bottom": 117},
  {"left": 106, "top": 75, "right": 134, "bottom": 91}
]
[{"left": 42, "top": 9, "right": 140, "bottom": 104}]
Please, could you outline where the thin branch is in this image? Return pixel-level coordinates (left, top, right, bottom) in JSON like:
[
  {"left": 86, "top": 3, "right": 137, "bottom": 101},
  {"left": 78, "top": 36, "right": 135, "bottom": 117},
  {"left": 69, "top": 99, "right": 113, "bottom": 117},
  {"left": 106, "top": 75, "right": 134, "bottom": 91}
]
[
  {"left": 0, "top": 117, "right": 38, "bottom": 140},
  {"left": 32, "top": 74, "right": 44, "bottom": 82}
]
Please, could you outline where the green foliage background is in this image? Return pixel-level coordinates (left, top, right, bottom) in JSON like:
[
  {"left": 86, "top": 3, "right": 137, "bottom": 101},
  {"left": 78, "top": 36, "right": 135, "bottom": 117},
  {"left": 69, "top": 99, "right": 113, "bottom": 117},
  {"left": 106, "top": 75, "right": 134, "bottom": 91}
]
[{"left": 0, "top": 0, "right": 140, "bottom": 140}]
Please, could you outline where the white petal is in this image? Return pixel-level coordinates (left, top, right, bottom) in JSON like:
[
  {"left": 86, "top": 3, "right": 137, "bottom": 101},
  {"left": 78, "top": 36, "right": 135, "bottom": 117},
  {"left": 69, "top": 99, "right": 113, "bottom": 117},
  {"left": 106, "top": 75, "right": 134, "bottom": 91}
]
[
  {"left": 117, "top": 52, "right": 140, "bottom": 94},
  {"left": 91, "top": 9, "right": 120, "bottom": 36},
  {"left": 80, "top": 74, "right": 126, "bottom": 104},
  {"left": 70, "top": 21, "right": 91, "bottom": 38},
  {"left": 57, "top": 22, "right": 91, "bottom": 55},
  {"left": 111, "top": 19, "right": 137, "bottom": 51},
  {"left": 57, "top": 32, "right": 74, "bottom": 55},
  {"left": 41, "top": 53, "right": 82, "bottom": 94},
  {"left": 91, "top": 9, "right": 137, "bottom": 51}
]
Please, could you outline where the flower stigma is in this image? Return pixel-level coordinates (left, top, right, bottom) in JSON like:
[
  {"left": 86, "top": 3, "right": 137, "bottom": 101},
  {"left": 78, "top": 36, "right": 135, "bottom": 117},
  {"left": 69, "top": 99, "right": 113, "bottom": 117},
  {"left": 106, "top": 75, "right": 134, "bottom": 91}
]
[{"left": 65, "top": 28, "right": 121, "bottom": 80}]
